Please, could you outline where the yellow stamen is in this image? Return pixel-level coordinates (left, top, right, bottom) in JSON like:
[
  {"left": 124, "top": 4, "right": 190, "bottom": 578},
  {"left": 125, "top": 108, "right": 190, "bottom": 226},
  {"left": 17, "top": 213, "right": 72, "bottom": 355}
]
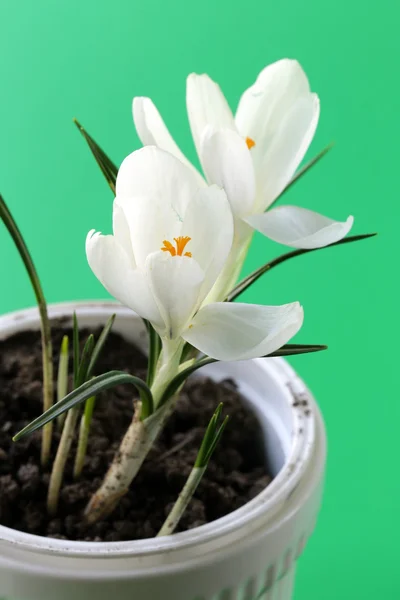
[
  {"left": 161, "top": 236, "right": 192, "bottom": 257},
  {"left": 246, "top": 136, "right": 256, "bottom": 150}
]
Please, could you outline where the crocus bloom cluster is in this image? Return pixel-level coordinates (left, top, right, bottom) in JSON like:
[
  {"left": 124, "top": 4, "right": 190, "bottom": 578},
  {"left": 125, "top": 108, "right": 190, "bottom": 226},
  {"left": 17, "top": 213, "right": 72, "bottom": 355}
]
[
  {"left": 133, "top": 59, "right": 353, "bottom": 251},
  {"left": 86, "top": 146, "right": 303, "bottom": 362}
]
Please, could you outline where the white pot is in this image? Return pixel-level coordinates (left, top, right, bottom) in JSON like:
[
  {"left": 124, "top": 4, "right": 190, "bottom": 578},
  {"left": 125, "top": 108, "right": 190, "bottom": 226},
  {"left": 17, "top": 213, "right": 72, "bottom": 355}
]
[{"left": 0, "top": 301, "right": 326, "bottom": 600}]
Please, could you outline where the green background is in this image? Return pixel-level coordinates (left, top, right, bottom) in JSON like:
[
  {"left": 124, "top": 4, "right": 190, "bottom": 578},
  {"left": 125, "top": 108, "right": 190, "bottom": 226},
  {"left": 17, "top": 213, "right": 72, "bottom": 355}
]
[{"left": 0, "top": 1, "right": 397, "bottom": 598}]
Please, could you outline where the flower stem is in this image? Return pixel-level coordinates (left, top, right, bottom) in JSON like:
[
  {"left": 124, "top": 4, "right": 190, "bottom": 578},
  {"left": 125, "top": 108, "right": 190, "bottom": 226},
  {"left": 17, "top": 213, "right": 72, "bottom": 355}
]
[
  {"left": 84, "top": 398, "right": 175, "bottom": 523},
  {"left": 158, "top": 403, "right": 228, "bottom": 536},
  {"left": 84, "top": 339, "right": 183, "bottom": 524},
  {"left": 47, "top": 407, "right": 80, "bottom": 516},
  {"left": 157, "top": 466, "right": 206, "bottom": 537}
]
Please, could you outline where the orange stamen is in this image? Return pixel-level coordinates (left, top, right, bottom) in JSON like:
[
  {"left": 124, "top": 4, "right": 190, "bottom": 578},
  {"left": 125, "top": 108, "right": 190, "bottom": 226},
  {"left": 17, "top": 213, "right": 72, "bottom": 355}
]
[
  {"left": 161, "top": 240, "right": 176, "bottom": 256},
  {"left": 246, "top": 136, "right": 256, "bottom": 150},
  {"left": 161, "top": 236, "right": 192, "bottom": 257}
]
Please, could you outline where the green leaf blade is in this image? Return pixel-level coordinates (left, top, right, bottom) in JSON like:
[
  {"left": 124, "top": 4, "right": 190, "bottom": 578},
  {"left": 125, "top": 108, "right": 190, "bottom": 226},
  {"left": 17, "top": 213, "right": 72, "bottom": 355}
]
[
  {"left": 73, "top": 119, "right": 118, "bottom": 194},
  {"left": 267, "top": 343, "right": 328, "bottom": 357},
  {"left": 56, "top": 335, "right": 70, "bottom": 428},
  {"left": 73, "top": 312, "right": 80, "bottom": 387},
  {"left": 76, "top": 334, "right": 95, "bottom": 387},
  {"left": 13, "top": 371, "right": 153, "bottom": 442},
  {"left": 278, "top": 143, "right": 334, "bottom": 201},
  {"left": 205, "top": 416, "right": 229, "bottom": 464},
  {"left": 195, "top": 403, "right": 229, "bottom": 468},
  {"left": 227, "top": 233, "right": 377, "bottom": 302},
  {"left": 0, "top": 194, "right": 54, "bottom": 464}
]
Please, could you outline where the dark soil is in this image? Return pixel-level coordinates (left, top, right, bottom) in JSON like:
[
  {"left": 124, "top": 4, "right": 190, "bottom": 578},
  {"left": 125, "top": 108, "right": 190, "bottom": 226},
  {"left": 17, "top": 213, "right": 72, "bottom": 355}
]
[{"left": 0, "top": 324, "right": 271, "bottom": 541}]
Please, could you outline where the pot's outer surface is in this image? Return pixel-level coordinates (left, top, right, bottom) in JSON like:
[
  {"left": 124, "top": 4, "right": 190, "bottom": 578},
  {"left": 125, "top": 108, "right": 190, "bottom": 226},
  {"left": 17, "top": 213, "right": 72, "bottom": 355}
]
[{"left": 0, "top": 302, "right": 327, "bottom": 600}]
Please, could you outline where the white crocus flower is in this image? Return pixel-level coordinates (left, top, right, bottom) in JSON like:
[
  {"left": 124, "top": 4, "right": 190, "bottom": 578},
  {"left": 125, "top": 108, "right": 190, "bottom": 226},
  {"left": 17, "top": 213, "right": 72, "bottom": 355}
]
[
  {"left": 84, "top": 145, "right": 304, "bottom": 525},
  {"left": 133, "top": 59, "right": 353, "bottom": 253},
  {"left": 86, "top": 146, "right": 304, "bottom": 366}
]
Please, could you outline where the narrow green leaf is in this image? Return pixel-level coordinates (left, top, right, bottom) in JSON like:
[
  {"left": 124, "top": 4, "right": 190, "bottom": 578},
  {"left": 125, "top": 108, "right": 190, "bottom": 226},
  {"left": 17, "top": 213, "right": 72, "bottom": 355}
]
[
  {"left": 56, "top": 335, "right": 69, "bottom": 428},
  {"left": 253, "top": 585, "right": 269, "bottom": 600},
  {"left": 145, "top": 320, "right": 162, "bottom": 387},
  {"left": 13, "top": 371, "right": 154, "bottom": 441},
  {"left": 73, "top": 312, "right": 80, "bottom": 387},
  {"left": 0, "top": 193, "right": 54, "bottom": 464},
  {"left": 204, "top": 416, "right": 229, "bottom": 465},
  {"left": 86, "top": 314, "right": 116, "bottom": 379},
  {"left": 161, "top": 343, "right": 328, "bottom": 408},
  {"left": 83, "top": 394, "right": 96, "bottom": 426},
  {"left": 0, "top": 195, "right": 48, "bottom": 317},
  {"left": 277, "top": 143, "right": 334, "bottom": 201},
  {"left": 267, "top": 343, "right": 328, "bottom": 357},
  {"left": 73, "top": 119, "right": 118, "bottom": 194},
  {"left": 160, "top": 342, "right": 328, "bottom": 408},
  {"left": 76, "top": 334, "right": 95, "bottom": 387},
  {"left": 195, "top": 407, "right": 219, "bottom": 468},
  {"left": 213, "top": 402, "right": 223, "bottom": 422},
  {"left": 227, "top": 233, "right": 377, "bottom": 302},
  {"left": 195, "top": 403, "right": 229, "bottom": 467}
]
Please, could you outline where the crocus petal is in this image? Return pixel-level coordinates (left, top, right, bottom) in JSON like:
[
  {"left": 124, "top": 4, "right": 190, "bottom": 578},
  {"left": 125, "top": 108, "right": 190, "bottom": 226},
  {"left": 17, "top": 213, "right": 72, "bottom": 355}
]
[
  {"left": 145, "top": 252, "right": 205, "bottom": 339},
  {"left": 180, "top": 184, "right": 234, "bottom": 302},
  {"left": 115, "top": 147, "right": 205, "bottom": 269},
  {"left": 234, "top": 60, "right": 319, "bottom": 211},
  {"left": 133, "top": 96, "right": 204, "bottom": 184},
  {"left": 86, "top": 230, "right": 163, "bottom": 327},
  {"left": 116, "top": 145, "right": 203, "bottom": 201},
  {"left": 182, "top": 302, "right": 304, "bottom": 361},
  {"left": 186, "top": 73, "right": 236, "bottom": 161},
  {"left": 245, "top": 206, "right": 354, "bottom": 249},
  {"left": 112, "top": 202, "right": 136, "bottom": 265},
  {"left": 235, "top": 59, "right": 311, "bottom": 139},
  {"left": 200, "top": 128, "right": 256, "bottom": 218},
  {"left": 254, "top": 95, "right": 320, "bottom": 211}
]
